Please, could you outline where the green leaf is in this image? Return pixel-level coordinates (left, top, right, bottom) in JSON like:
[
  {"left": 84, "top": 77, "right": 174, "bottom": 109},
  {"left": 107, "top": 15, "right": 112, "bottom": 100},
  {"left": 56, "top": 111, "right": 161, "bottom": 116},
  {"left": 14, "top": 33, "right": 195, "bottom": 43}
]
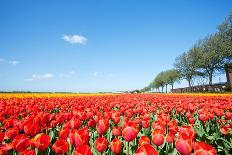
[
  {"left": 49, "top": 130, "right": 55, "bottom": 141},
  {"left": 46, "top": 148, "right": 51, "bottom": 155},
  {"left": 206, "top": 136, "right": 215, "bottom": 141},
  {"left": 158, "top": 149, "right": 166, "bottom": 155},
  {"left": 168, "top": 148, "right": 178, "bottom": 155}
]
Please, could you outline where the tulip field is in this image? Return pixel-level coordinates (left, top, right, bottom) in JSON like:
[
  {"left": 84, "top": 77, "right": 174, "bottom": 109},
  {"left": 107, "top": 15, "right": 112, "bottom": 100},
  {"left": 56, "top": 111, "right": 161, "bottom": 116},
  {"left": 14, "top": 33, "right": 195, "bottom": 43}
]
[{"left": 0, "top": 93, "right": 231, "bottom": 155}]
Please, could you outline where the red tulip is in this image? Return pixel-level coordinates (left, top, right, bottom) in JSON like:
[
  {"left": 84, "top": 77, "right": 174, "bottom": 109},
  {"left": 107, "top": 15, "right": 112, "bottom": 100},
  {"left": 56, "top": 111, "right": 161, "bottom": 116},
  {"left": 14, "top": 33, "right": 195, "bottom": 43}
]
[
  {"left": 142, "top": 114, "right": 150, "bottom": 121},
  {"left": 166, "top": 134, "right": 175, "bottom": 143},
  {"left": 138, "top": 136, "right": 150, "bottom": 146},
  {"left": 225, "top": 112, "right": 232, "bottom": 120},
  {"left": 152, "top": 133, "right": 164, "bottom": 146},
  {"left": 175, "top": 138, "right": 193, "bottom": 155},
  {"left": 194, "top": 141, "right": 216, "bottom": 155},
  {"left": 135, "top": 144, "right": 158, "bottom": 155},
  {"left": 5, "top": 127, "right": 19, "bottom": 139},
  {"left": 122, "top": 121, "right": 138, "bottom": 142},
  {"left": 0, "top": 131, "right": 5, "bottom": 142},
  {"left": 141, "top": 120, "right": 149, "bottom": 128},
  {"left": 198, "top": 114, "right": 208, "bottom": 123},
  {"left": 87, "top": 119, "right": 96, "bottom": 128},
  {"left": 94, "top": 137, "right": 108, "bottom": 153},
  {"left": 110, "top": 138, "right": 122, "bottom": 154},
  {"left": 70, "top": 127, "right": 89, "bottom": 147},
  {"left": 52, "top": 139, "right": 69, "bottom": 154},
  {"left": 220, "top": 126, "right": 229, "bottom": 135},
  {"left": 97, "top": 119, "right": 109, "bottom": 135},
  {"left": 31, "top": 133, "right": 51, "bottom": 151},
  {"left": 112, "top": 126, "right": 121, "bottom": 137},
  {"left": 19, "top": 149, "right": 36, "bottom": 155},
  {"left": 12, "top": 134, "right": 31, "bottom": 152},
  {"left": 111, "top": 112, "right": 121, "bottom": 125},
  {"left": 73, "top": 145, "right": 92, "bottom": 155},
  {"left": 179, "top": 126, "right": 196, "bottom": 140},
  {"left": 188, "top": 117, "right": 195, "bottom": 124},
  {"left": 69, "top": 118, "right": 82, "bottom": 129},
  {"left": 23, "top": 120, "right": 40, "bottom": 136},
  {"left": 215, "top": 109, "right": 223, "bottom": 117},
  {"left": 3, "top": 119, "right": 14, "bottom": 129},
  {"left": 59, "top": 127, "right": 70, "bottom": 140},
  {"left": 0, "top": 143, "right": 12, "bottom": 155}
]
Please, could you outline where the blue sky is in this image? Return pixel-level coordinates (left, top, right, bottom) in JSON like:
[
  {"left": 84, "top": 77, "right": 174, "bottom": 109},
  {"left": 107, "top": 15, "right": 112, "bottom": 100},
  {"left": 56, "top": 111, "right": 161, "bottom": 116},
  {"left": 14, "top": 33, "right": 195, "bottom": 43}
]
[{"left": 0, "top": 0, "right": 231, "bottom": 92}]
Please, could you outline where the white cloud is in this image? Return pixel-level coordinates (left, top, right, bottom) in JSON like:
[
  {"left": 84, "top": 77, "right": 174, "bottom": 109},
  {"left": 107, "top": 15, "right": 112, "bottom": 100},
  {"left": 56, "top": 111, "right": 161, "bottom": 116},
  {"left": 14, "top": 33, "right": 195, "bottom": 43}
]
[
  {"left": 93, "top": 71, "right": 99, "bottom": 76},
  {"left": 25, "top": 73, "right": 54, "bottom": 81},
  {"left": 32, "top": 73, "right": 54, "bottom": 79},
  {"left": 62, "top": 34, "right": 87, "bottom": 44},
  {"left": 9, "top": 60, "right": 19, "bottom": 65},
  {"left": 59, "top": 70, "right": 76, "bottom": 78}
]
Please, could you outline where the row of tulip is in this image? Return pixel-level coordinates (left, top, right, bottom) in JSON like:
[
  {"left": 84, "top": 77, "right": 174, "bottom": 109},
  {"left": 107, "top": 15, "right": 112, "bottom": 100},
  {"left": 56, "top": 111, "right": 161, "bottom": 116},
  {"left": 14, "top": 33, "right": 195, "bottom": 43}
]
[{"left": 0, "top": 94, "right": 231, "bottom": 154}]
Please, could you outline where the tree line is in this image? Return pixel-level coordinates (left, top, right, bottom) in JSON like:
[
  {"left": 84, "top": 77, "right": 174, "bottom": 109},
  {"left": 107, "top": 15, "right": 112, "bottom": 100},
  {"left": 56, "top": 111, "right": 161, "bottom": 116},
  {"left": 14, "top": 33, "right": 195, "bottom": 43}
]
[{"left": 141, "top": 12, "right": 232, "bottom": 93}]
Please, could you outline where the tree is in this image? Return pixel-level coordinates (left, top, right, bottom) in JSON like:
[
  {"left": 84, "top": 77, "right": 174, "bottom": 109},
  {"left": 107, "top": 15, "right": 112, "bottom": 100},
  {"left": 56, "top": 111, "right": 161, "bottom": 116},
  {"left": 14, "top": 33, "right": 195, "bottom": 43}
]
[
  {"left": 165, "top": 69, "right": 180, "bottom": 91},
  {"left": 140, "top": 86, "right": 151, "bottom": 92},
  {"left": 218, "top": 11, "right": 232, "bottom": 59},
  {"left": 153, "top": 72, "right": 166, "bottom": 93},
  {"left": 174, "top": 51, "right": 199, "bottom": 90},
  {"left": 196, "top": 33, "right": 231, "bottom": 86}
]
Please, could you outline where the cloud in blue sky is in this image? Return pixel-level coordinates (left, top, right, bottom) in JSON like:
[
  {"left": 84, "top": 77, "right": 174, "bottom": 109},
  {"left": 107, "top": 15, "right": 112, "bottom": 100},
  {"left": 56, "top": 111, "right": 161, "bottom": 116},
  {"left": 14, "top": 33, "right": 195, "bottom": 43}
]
[
  {"left": 59, "top": 70, "right": 76, "bottom": 78},
  {"left": 9, "top": 60, "right": 19, "bottom": 65},
  {"left": 62, "top": 34, "right": 87, "bottom": 45},
  {"left": 93, "top": 71, "right": 99, "bottom": 76},
  {"left": 25, "top": 73, "right": 54, "bottom": 81}
]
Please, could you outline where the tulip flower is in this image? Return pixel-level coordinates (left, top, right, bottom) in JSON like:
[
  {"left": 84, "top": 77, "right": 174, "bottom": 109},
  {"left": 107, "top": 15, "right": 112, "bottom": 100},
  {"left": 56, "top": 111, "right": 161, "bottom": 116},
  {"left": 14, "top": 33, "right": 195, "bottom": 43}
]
[
  {"left": 166, "top": 133, "right": 175, "bottom": 143},
  {"left": 52, "top": 139, "right": 69, "bottom": 154},
  {"left": 110, "top": 138, "right": 122, "bottom": 154},
  {"left": 152, "top": 133, "right": 164, "bottom": 147},
  {"left": 31, "top": 133, "right": 51, "bottom": 151},
  {"left": 138, "top": 136, "right": 150, "bottom": 146},
  {"left": 23, "top": 120, "right": 40, "bottom": 136},
  {"left": 135, "top": 144, "right": 158, "bottom": 155},
  {"left": 97, "top": 119, "right": 109, "bottom": 135},
  {"left": 142, "top": 120, "right": 149, "bottom": 128},
  {"left": 59, "top": 127, "right": 70, "bottom": 140},
  {"left": 70, "top": 127, "right": 89, "bottom": 147},
  {"left": 12, "top": 134, "right": 31, "bottom": 153},
  {"left": 0, "top": 144, "right": 12, "bottom": 155},
  {"left": 194, "top": 141, "right": 216, "bottom": 155},
  {"left": 73, "top": 144, "right": 92, "bottom": 155},
  {"left": 175, "top": 138, "right": 193, "bottom": 155},
  {"left": 19, "top": 149, "right": 36, "bottom": 155},
  {"left": 122, "top": 121, "right": 139, "bottom": 142},
  {"left": 112, "top": 126, "right": 121, "bottom": 137},
  {"left": 69, "top": 118, "right": 82, "bottom": 129},
  {"left": 94, "top": 137, "right": 108, "bottom": 153},
  {"left": 179, "top": 126, "right": 196, "bottom": 141},
  {"left": 0, "top": 132, "right": 5, "bottom": 142},
  {"left": 220, "top": 126, "right": 229, "bottom": 135},
  {"left": 5, "top": 127, "right": 19, "bottom": 139}
]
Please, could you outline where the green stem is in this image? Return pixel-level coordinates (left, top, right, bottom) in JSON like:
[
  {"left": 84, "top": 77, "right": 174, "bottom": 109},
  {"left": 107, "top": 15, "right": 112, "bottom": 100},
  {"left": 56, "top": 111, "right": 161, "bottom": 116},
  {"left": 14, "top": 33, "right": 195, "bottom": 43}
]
[
  {"left": 165, "top": 142, "right": 168, "bottom": 155},
  {"left": 127, "top": 141, "right": 130, "bottom": 155}
]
